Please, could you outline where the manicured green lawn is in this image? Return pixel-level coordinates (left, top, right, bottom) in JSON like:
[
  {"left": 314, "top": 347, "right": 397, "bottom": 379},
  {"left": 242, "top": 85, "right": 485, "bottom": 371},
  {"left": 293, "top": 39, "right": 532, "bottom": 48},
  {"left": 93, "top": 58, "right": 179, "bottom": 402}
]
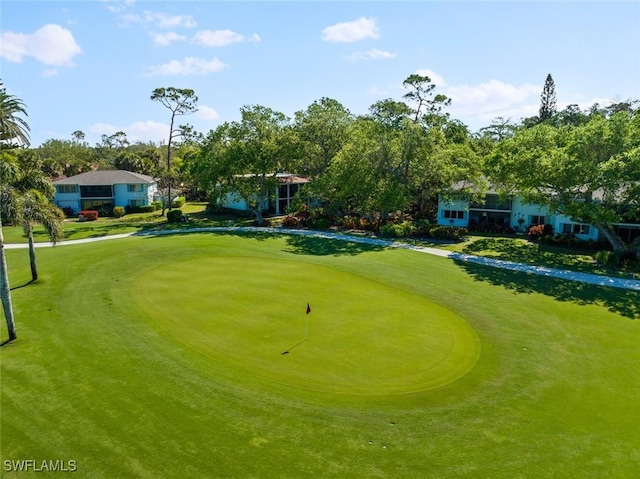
[{"left": 1, "top": 232, "right": 639, "bottom": 478}]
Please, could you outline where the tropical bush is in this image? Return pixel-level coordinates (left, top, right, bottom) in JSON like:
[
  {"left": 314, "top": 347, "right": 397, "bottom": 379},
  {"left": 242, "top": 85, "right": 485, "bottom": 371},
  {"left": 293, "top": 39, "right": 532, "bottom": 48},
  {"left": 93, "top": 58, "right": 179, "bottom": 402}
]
[{"left": 113, "top": 206, "right": 125, "bottom": 218}]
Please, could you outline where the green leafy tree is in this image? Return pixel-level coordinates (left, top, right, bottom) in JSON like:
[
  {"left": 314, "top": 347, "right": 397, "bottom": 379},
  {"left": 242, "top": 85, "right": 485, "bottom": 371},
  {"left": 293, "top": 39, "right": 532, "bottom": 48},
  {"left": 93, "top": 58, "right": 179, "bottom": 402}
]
[
  {"left": 488, "top": 109, "right": 640, "bottom": 253},
  {"left": 194, "top": 105, "right": 298, "bottom": 225},
  {"left": 294, "top": 97, "right": 354, "bottom": 176},
  {"left": 402, "top": 73, "right": 451, "bottom": 125}
]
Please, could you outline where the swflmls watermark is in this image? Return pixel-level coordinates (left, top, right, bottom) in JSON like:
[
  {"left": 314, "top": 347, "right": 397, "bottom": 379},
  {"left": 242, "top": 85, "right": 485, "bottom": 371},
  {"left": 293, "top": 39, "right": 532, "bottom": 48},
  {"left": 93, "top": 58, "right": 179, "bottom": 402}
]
[{"left": 3, "top": 459, "right": 77, "bottom": 473}]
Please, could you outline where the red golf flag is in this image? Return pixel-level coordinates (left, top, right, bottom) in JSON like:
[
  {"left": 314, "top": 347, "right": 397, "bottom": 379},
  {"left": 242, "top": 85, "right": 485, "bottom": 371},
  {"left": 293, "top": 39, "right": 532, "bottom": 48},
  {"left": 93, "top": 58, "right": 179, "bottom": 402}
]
[{"left": 306, "top": 303, "right": 311, "bottom": 314}]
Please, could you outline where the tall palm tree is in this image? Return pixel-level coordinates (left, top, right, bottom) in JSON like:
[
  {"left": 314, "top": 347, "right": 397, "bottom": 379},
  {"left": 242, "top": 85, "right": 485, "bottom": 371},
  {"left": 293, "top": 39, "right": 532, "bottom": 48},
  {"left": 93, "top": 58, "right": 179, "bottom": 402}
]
[
  {"left": 20, "top": 190, "right": 64, "bottom": 281},
  {"left": 0, "top": 219, "right": 16, "bottom": 342},
  {"left": 0, "top": 81, "right": 30, "bottom": 148},
  {"left": 1, "top": 81, "right": 31, "bottom": 343},
  {"left": 0, "top": 155, "right": 19, "bottom": 342}
]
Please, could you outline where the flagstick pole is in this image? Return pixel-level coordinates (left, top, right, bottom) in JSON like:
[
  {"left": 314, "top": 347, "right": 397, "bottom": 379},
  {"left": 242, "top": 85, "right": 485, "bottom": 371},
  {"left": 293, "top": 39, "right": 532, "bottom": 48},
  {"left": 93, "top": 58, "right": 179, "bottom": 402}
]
[{"left": 305, "top": 313, "right": 309, "bottom": 340}]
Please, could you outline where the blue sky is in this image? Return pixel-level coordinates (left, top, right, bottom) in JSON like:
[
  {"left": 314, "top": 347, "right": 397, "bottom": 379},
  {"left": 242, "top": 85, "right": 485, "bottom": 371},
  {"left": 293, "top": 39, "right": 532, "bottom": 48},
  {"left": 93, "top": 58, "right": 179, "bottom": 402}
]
[{"left": 1, "top": 0, "right": 639, "bottom": 147}]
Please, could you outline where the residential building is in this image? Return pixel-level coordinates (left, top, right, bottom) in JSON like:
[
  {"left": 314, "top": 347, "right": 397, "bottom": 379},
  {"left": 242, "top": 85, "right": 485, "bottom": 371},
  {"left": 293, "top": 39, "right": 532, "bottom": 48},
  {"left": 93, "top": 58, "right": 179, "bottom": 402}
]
[{"left": 53, "top": 170, "right": 157, "bottom": 214}]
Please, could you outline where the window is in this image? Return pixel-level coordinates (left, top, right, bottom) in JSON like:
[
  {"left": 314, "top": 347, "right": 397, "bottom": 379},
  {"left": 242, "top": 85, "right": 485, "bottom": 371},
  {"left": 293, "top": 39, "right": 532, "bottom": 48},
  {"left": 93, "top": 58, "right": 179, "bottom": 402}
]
[
  {"left": 130, "top": 199, "right": 143, "bottom": 207},
  {"left": 562, "top": 223, "right": 591, "bottom": 235},
  {"left": 530, "top": 215, "right": 545, "bottom": 225},
  {"left": 443, "top": 210, "right": 465, "bottom": 219},
  {"left": 57, "top": 184, "right": 78, "bottom": 194},
  {"left": 80, "top": 185, "right": 113, "bottom": 198},
  {"left": 277, "top": 183, "right": 302, "bottom": 214},
  {"left": 128, "top": 184, "right": 143, "bottom": 192}
]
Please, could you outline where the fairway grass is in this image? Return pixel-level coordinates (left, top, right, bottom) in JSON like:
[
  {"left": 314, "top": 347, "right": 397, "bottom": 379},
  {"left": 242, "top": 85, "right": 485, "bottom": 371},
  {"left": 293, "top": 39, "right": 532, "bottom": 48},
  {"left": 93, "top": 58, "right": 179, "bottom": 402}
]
[{"left": 1, "top": 232, "right": 639, "bottom": 478}]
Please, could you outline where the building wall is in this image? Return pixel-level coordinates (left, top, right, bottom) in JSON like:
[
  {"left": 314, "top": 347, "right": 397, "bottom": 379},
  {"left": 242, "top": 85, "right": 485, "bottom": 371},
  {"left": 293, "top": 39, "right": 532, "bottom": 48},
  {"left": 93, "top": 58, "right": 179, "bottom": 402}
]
[
  {"left": 55, "top": 182, "right": 156, "bottom": 214},
  {"left": 436, "top": 194, "right": 603, "bottom": 241},
  {"left": 113, "top": 183, "right": 156, "bottom": 207},
  {"left": 436, "top": 198, "right": 469, "bottom": 227},
  {"left": 510, "top": 198, "right": 549, "bottom": 232}
]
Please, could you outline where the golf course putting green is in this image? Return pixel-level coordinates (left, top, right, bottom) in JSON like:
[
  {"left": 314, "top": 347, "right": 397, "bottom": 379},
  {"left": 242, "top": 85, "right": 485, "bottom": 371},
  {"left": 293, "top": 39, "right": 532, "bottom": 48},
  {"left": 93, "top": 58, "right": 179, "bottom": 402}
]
[{"left": 135, "top": 256, "right": 481, "bottom": 396}]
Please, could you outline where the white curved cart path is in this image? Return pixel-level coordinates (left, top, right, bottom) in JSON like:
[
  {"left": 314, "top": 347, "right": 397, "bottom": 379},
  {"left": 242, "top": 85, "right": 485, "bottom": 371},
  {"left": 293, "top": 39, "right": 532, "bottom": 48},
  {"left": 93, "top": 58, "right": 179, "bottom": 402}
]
[{"left": 5, "top": 226, "right": 640, "bottom": 292}]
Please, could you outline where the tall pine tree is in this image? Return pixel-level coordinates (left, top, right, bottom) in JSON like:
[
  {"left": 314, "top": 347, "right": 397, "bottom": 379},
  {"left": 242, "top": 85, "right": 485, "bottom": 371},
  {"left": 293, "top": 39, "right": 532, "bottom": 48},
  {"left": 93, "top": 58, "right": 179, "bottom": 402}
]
[{"left": 538, "top": 74, "right": 557, "bottom": 121}]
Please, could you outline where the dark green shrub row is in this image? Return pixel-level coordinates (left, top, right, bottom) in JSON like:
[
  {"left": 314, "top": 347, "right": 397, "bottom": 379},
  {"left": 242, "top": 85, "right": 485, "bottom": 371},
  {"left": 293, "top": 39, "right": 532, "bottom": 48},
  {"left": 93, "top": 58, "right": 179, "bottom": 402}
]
[
  {"left": 538, "top": 234, "right": 606, "bottom": 251},
  {"left": 126, "top": 203, "right": 160, "bottom": 214},
  {"left": 380, "top": 220, "right": 467, "bottom": 241},
  {"left": 427, "top": 225, "right": 468, "bottom": 241}
]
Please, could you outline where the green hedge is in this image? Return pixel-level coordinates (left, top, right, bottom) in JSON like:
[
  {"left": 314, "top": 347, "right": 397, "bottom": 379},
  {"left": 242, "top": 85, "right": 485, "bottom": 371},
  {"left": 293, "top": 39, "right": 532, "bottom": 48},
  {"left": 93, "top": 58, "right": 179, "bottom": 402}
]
[
  {"left": 172, "top": 196, "right": 186, "bottom": 208},
  {"left": 167, "top": 209, "right": 183, "bottom": 223}
]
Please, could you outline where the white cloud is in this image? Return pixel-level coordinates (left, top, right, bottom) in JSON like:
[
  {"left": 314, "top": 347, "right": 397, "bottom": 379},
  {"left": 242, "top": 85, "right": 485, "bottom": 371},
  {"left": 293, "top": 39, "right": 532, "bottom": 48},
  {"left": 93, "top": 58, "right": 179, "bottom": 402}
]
[
  {"left": 417, "top": 73, "right": 540, "bottom": 129},
  {"left": 445, "top": 79, "right": 540, "bottom": 113},
  {"left": 145, "top": 57, "right": 227, "bottom": 77},
  {"left": 415, "top": 69, "right": 446, "bottom": 87},
  {"left": 0, "top": 24, "right": 82, "bottom": 66},
  {"left": 42, "top": 68, "right": 59, "bottom": 77},
  {"left": 192, "top": 29, "right": 261, "bottom": 47},
  {"left": 195, "top": 106, "right": 220, "bottom": 121},
  {"left": 322, "top": 17, "right": 379, "bottom": 43},
  {"left": 347, "top": 49, "right": 396, "bottom": 61},
  {"left": 89, "top": 120, "right": 169, "bottom": 144},
  {"left": 152, "top": 31, "right": 187, "bottom": 46},
  {"left": 118, "top": 10, "right": 196, "bottom": 29},
  {"left": 100, "top": 0, "right": 136, "bottom": 14}
]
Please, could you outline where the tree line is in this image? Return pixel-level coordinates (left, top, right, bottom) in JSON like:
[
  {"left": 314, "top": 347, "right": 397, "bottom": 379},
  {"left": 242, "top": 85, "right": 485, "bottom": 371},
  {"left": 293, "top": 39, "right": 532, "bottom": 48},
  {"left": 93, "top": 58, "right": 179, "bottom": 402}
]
[{"left": 1, "top": 75, "right": 639, "bottom": 340}]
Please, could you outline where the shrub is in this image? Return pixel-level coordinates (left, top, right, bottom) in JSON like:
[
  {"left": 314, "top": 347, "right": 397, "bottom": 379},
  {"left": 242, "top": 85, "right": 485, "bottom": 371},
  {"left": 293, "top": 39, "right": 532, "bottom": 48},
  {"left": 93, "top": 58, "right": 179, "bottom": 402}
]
[
  {"left": 61, "top": 206, "right": 74, "bottom": 217},
  {"left": 78, "top": 210, "right": 98, "bottom": 221},
  {"left": 310, "top": 217, "right": 331, "bottom": 230},
  {"left": 126, "top": 204, "right": 157, "bottom": 214},
  {"left": 429, "top": 226, "right": 468, "bottom": 241},
  {"left": 527, "top": 225, "right": 553, "bottom": 241},
  {"left": 594, "top": 250, "right": 615, "bottom": 266},
  {"left": 412, "top": 219, "right": 431, "bottom": 237},
  {"left": 113, "top": 206, "right": 125, "bottom": 218},
  {"left": 379, "top": 224, "right": 397, "bottom": 238},
  {"left": 172, "top": 196, "right": 186, "bottom": 208},
  {"left": 281, "top": 215, "right": 302, "bottom": 228},
  {"left": 380, "top": 221, "right": 414, "bottom": 238},
  {"left": 167, "top": 209, "right": 183, "bottom": 223},
  {"left": 151, "top": 201, "right": 162, "bottom": 211}
]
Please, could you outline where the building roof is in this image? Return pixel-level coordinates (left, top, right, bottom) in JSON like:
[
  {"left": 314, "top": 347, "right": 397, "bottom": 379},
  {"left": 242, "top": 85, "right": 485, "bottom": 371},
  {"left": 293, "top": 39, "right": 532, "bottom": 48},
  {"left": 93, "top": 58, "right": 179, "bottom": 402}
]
[
  {"left": 234, "top": 173, "right": 310, "bottom": 184},
  {"left": 54, "top": 170, "right": 155, "bottom": 186}
]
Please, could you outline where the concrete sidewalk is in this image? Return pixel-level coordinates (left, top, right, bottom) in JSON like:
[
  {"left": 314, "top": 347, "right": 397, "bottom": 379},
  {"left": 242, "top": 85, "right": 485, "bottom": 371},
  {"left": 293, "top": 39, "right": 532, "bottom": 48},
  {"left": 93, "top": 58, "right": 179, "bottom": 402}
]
[{"left": 5, "top": 226, "right": 640, "bottom": 292}]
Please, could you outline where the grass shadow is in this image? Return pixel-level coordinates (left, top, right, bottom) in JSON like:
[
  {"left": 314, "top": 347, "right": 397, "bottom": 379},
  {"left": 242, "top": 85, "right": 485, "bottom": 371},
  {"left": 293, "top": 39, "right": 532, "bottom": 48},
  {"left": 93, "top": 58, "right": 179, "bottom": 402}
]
[
  {"left": 461, "top": 237, "right": 603, "bottom": 273},
  {"left": 283, "top": 234, "right": 387, "bottom": 256},
  {"left": 455, "top": 259, "right": 639, "bottom": 319},
  {"left": 10, "top": 279, "right": 35, "bottom": 291}
]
